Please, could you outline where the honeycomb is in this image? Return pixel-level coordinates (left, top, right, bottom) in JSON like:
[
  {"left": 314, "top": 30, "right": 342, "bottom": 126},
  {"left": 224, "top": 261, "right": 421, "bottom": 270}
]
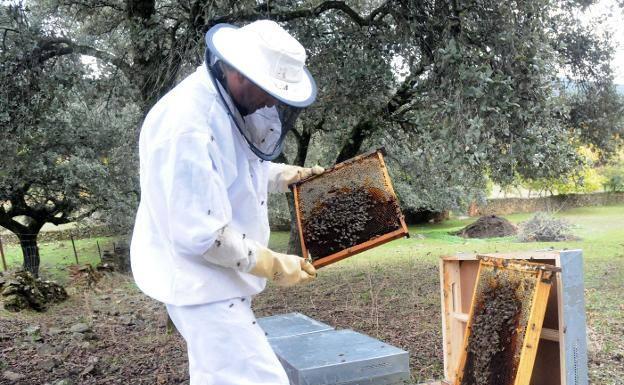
[
  {"left": 293, "top": 150, "right": 405, "bottom": 262},
  {"left": 459, "top": 258, "right": 547, "bottom": 385}
]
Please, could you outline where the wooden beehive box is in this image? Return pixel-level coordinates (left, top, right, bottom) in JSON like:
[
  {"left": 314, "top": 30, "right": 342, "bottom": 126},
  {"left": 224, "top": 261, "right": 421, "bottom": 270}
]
[
  {"left": 434, "top": 250, "right": 588, "bottom": 385},
  {"left": 290, "top": 149, "right": 408, "bottom": 268},
  {"left": 454, "top": 257, "right": 556, "bottom": 385}
]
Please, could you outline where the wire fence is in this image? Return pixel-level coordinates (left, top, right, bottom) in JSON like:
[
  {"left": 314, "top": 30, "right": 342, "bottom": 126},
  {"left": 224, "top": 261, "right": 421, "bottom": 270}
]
[{"left": 0, "top": 232, "right": 120, "bottom": 273}]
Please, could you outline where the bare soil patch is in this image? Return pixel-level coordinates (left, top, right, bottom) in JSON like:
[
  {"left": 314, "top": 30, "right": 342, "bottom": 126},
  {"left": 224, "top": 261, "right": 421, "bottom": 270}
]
[
  {"left": 253, "top": 259, "right": 445, "bottom": 383},
  {"left": 1, "top": 256, "right": 622, "bottom": 385},
  {"left": 1, "top": 273, "right": 189, "bottom": 385},
  {"left": 0, "top": 260, "right": 443, "bottom": 384}
]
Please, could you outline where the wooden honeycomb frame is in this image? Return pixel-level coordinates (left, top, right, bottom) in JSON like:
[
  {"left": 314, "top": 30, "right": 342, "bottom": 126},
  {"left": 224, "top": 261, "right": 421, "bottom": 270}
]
[
  {"left": 453, "top": 256, "right": 557, "bottom": 385},
  {"left": 421, "top": 251, "right": 588, "bottom": 385},
  {"left": 290, "top": 149, "right": 409, "bottom": 268}
]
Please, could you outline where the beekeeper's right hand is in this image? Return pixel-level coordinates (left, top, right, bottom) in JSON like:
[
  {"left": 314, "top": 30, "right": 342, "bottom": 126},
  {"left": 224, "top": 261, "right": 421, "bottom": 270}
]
[{"left": 203, "top": 226, "right": 316, "bottom": 287}]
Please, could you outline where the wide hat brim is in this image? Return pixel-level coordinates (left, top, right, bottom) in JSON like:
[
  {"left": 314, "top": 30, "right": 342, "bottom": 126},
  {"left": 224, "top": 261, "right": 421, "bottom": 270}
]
[{"left": 205, "top": 23, "right": 317, "bottom": 108}]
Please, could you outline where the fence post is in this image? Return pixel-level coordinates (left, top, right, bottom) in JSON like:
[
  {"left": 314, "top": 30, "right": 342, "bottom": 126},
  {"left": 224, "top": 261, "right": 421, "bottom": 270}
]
[
  {"left": 0, "top": 236, "right": 7, "bottom": 271},
  {"left": 70, "top": 234, "right": 79, "bottom": 265},
  {"left": 96, "top": 240, "right": 102, "bottom": 262}
]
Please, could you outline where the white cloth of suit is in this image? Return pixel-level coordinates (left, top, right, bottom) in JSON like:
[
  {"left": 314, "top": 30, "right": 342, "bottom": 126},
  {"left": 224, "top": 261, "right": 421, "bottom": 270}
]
[
  {"left": 131, "top": 63, "right": 295, "bottom": 305},
  {"left": 166, "top": 298, "right": 289, "bottom": 385},
  {"left": 130, "top": 63, "right": 296, "bottom": 385}
]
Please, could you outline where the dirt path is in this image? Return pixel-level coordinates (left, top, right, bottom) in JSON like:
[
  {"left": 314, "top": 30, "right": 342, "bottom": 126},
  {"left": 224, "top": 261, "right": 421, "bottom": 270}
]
[
  {"left": 1, "top": 258, "right": 622, "bottom": 385},
  {"left": 0, "top": 260, "right": 444, "bottom": 385}
]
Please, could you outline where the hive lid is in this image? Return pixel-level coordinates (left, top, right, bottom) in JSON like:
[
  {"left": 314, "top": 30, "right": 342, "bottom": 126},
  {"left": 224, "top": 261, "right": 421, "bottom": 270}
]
[
  {"left": 257, "top": 312, "right": 333, "bottom": 340},
  {"left": 269, "top": 329, "right": 410, "bottom": 385}
]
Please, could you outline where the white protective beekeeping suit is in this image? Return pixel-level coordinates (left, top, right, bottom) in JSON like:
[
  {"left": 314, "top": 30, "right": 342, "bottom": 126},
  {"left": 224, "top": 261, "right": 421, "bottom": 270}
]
[{"left": 130, "top": 20, "right": 321, "bottom": 385}]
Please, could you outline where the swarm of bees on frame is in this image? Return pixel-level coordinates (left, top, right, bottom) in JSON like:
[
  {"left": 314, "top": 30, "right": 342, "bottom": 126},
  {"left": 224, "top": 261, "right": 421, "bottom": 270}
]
[{"left": 461, "top": 267, "right": 538, "bottom": 385}]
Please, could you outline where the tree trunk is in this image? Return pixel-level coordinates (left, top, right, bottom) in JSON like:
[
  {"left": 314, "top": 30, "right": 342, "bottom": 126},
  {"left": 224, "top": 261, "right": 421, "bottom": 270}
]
[
  {"left": 335, "top": 120, "right": 374, "bottom": 163},
  {"left": 19, "top": 233, "right": 40, "bottom": 277}
]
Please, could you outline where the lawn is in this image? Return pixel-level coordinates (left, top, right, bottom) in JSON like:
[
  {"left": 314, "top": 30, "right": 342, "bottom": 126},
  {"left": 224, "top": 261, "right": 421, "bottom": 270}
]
[
  {"left": 1, "top": 204, "right": 622, "bottom": 384},
  {"left": 1, "top": 236, "right": 120, "bottom": 283},
  {"left": 261, "top": 204, "right": 624, "bottom": 383}
]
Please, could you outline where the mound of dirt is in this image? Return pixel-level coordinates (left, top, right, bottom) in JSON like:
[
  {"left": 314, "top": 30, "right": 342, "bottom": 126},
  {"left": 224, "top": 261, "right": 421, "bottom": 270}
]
[{"left": 453, "top": 215, "right": 517, "bottom": 239}]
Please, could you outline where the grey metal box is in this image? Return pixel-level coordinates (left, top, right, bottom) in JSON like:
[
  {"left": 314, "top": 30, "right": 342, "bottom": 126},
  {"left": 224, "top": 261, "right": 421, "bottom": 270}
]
[
  {"left": 269, "top": 329, "right": 410, "bottom": 385},
  {"left": 257, "top": 312, "right": 334, "bottom": 340}
]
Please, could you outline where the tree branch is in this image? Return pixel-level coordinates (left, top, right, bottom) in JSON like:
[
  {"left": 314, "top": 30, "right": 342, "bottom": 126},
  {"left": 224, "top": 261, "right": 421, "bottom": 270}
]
[
  {"left": 17, "top": 36, "right": 132, "bottom": 78},
  {"left": 126, "top": 0, "right": 155, "bottom": 20},
  {"left": 0, "top": 209, "right": 29, "bottom": 236},
  {"left": 335, "top": 64, "right": 427, "bottom": 162},
  {"left": 204, "top": 1, "right": 392, "bottom": 31},
  {"left": 58, "top": 0, "right": 125, "bottom": 12},
  {"left": 290, "top": 127, "right": 302, "bottom": 141}
]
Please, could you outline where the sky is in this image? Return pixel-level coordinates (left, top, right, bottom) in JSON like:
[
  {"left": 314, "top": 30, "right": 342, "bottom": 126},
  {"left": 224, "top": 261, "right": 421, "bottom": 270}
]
[{"left": 580, "top": 0, "right": 624, "bottom": 84}]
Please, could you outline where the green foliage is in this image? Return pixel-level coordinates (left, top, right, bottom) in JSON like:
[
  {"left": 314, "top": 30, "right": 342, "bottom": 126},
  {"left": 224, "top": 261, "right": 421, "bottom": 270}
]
[
  {"left": 0, "top": 5, "right": 139, "bottom": 248},
  {"left": 565, "top": 83, "right": 624, "bottom": 157},
  {"left": 553, "top": 167, "right": 606, "bottom": 194},
  {"left": 600, "top": 154, "right": 624, "bottom": 192},
  {"left": 4, "top": 0, "right": 622, "bottom": 227},
  {"left": 519, "top": 147, "right": 607, "bottom": 195},
  {"left": 371, "top": 1, "right": 581, "bottom": 210}
]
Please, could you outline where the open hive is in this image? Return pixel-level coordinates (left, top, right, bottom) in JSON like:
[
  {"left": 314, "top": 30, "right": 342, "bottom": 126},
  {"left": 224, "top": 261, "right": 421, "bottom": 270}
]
[
  {"left": 420, "top": 250, "right": 588, "bottom": 385},
  {"left": 455, "top": 257, "right": 557, "bottom": 385},
  {"left": 291, "top": 149, "right": 408, "bottom": 268}
]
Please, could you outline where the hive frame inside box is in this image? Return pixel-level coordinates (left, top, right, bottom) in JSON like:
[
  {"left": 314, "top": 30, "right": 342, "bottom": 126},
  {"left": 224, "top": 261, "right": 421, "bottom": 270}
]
[
  {"left": 291, "top": 149, "right": 409, "bottom": 268},
  {"left": 438, "top": 250, "right": 588, "bottom": 385},
  {"left": 454, "top": 257, "right": 556, "bottom": 385}
]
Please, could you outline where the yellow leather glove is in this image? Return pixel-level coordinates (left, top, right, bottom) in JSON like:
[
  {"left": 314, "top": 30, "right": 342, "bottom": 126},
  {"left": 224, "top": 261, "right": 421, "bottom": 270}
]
[
  {"left": 268, "top": 164, "right": 325, "bottom": 193},
  {"left": 249, "top": 247, "right": 317, "bottom": 287}
]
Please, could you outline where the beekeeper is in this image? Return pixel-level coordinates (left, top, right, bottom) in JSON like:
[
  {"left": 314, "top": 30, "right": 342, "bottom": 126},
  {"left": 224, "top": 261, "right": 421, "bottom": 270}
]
[{"left": 130, "top": 20, "right": 323, "bottom": 385}]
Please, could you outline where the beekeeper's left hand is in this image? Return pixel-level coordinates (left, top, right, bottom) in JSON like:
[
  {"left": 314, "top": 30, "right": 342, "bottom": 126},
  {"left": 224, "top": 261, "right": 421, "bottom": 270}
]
[{"left": 268, "top": 164, "right": 324, "bottom": 193}]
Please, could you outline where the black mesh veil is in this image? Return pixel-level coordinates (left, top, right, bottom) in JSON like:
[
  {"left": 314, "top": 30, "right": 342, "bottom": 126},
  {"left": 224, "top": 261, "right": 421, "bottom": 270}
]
[{"left": 205, "top": 49, "right": 303, "bottom": 161}]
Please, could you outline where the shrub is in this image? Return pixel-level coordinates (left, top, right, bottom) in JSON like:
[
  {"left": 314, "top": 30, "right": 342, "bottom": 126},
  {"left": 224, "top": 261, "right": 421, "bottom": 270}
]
[
  {"left": 601, "top": 161, "right": 624, "bottom": 192},
  {"left": 517, "top": 212, "right": 576, "bottom": 242}
]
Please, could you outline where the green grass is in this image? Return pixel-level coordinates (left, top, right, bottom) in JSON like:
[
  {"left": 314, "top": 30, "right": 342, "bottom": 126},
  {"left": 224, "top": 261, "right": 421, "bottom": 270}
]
[
  {"left": 271, "top": 205, "right": 624, "bottom": 316},
  {"left": 271, "top": 204, "right": 624, "bottom": 265},
  {"left": 270, "top": 206, "right": 624, "bottom": 318},
  {"left": 2, "top": 205, "right": 622, "bottom": 383},
  {"left": 3, "top": 205, "right": 620, "bottom": 285},
  {"left": 270, "top": 204, "right": 624, "bottom": 339},
  {"left": 267, "top": 204, "right": 624, "bottom": 383},
  {"left": 1, "top": 236, "right": 120, "bottom": 283},
  {"left": 3, "top": 205, "right": 621, "bottom": 289}
]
